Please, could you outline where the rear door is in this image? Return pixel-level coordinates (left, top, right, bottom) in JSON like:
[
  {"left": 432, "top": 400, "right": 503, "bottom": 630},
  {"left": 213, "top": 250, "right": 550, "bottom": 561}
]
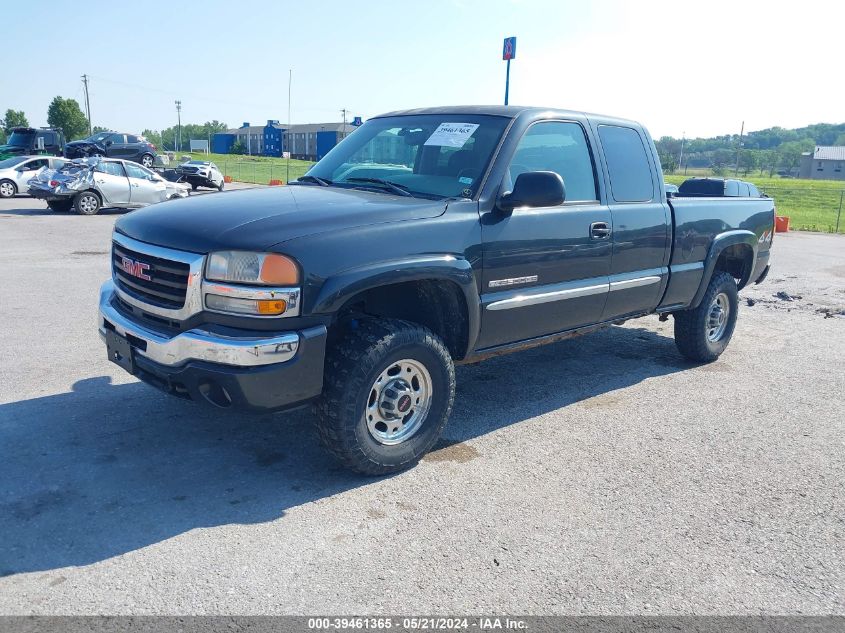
[
  {"left": 124, "top": 161, "right": 166, "bottom": 205},
  {"left": 125, "top": 134, "right": 143, "bottom": 161},
  {"left": 93, "top": 161, "right": 130, "bottom": 205},
  {"left": 478, "top": 119, "right": 612, "bottom": 348},
  {"left": 593, "top": 124, "right": 670, "bottom": 320}
]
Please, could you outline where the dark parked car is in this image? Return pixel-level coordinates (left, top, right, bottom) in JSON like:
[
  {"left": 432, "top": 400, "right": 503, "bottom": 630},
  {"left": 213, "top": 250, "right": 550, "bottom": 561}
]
[
  {"left": 0, "top": 127, "right": 66, "bottom": 159},
  {"left": 679, "top": 177, "right": 762, "bottom": 197},
  {"left": 99, "top": 105, "right": 774, "bottom": 474},
  {"left": 64, "top": 131, "right": 158, "bottom": 168}
]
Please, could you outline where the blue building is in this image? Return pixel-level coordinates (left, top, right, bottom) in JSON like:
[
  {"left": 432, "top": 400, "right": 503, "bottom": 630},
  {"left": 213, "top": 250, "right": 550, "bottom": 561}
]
[
  {"left": 263, "top": 120, "right": 285, "bottom": 157},
  {"left": 213, "top": 120, "right": 359, "bottom": 160}
]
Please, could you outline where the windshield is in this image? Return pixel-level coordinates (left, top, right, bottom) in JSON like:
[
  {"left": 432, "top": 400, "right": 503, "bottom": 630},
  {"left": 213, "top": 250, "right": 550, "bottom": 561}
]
[
  {"left": 306, "top": 114, "right": 510, "bottom": 199},
  {"left": 7, "top": 130, "right": 35, "bottom": 147},
  {"left": 0, "top": 156, "right": 28, "bottom": 168},
  {"left": 85, "top": 132, "right": 113, "bottom": 143}
]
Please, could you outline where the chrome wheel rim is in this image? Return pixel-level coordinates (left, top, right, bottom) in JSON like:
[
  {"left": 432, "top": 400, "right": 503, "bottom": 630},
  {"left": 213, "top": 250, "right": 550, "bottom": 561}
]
[
  {"left": 365, "top": 359, "right": 433, "bottom": 445},
  {"left": 0, "top": 182, "right": 13, "bottom": 197},
  {"left": 707, "top": 292, "right": 730, "bottom": 342},
  {"left": 79, "top": 195, "right": 98, "bottom": 213},
  {"left": 142, "top": 156, "right": 153, "bottom": 167}
]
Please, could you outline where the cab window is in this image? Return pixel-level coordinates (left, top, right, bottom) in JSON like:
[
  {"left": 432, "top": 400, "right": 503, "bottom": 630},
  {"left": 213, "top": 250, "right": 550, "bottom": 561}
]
[
  {"left": 108, "top": 134, "right": 125, "bottom": 144},
  {"left": 507, "top": 121, "right": 598, "bottom": 202},
  {"left": 597, "top": 125, "right": 654, "bottom": 202}
]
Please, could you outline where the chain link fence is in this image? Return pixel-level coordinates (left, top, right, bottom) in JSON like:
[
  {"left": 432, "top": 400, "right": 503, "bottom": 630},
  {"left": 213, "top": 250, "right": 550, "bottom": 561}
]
[{"left": 759, "top": 186, "right": 845, "bottom": 233}]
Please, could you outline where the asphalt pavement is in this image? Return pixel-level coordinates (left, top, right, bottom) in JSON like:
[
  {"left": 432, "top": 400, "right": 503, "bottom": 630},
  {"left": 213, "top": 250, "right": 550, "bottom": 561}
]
[{"left": 0, "top": 191, "right": 842, "bottom": 614}]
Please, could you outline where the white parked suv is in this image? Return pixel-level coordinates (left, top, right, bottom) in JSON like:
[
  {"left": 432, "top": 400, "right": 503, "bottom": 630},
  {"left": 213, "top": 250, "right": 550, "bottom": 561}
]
[
  {"left": 176, "top": 160, "right": 225, "bottom": 191},
  {"left": 0, "top": 155, "right": 67, "bottom": 198}
]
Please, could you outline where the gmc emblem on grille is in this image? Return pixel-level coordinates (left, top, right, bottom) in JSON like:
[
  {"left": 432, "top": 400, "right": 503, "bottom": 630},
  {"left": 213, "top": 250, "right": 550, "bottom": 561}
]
[{"left": 121, "top": 256, "right": 151, "bottom": 281}]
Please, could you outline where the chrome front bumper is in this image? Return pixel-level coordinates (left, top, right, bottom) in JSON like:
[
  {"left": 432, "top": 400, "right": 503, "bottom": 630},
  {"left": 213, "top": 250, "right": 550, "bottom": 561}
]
[{"left": 98, "top": 280, "right": 299, "bottom": 367}]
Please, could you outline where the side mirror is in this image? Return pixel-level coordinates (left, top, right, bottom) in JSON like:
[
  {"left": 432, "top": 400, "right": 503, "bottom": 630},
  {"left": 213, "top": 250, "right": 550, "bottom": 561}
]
[
  {"left": 105, "top": 141, "right": 113, "bottom": 147},
  {"left": 498, "top": 171, "right": 565, "bottom": 213}
]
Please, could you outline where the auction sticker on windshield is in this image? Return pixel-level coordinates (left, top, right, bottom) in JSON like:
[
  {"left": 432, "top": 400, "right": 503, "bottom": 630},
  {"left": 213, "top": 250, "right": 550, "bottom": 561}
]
[{"left": 424, "top": 122, "right": 479, "bottom": 148}]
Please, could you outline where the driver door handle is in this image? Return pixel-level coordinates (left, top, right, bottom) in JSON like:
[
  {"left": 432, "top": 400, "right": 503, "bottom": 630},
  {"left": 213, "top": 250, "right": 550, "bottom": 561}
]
[{"left": 590, "top": 221, "right": 611, "bottom": 239}]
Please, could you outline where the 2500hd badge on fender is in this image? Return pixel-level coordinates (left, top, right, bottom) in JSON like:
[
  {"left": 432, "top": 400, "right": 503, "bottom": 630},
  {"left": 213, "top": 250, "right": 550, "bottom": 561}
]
[{"left": 99, "top": 106, "right": 774, "bottom": 474}]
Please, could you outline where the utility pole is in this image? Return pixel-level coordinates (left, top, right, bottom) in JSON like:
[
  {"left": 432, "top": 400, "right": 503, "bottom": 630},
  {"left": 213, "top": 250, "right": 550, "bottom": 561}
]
[
  {"left": 175, "top": 100, "right": 182, "bottom": 152},
  {"left": 341, "top": 108, "right": 348, "bottom": 129},
  {"left": 677, "top": 131, "right": 685, "bottom": 174},
  {"left": 81, "top": 74, "right": 92, "bottom": 135},
  {"left": 734, "top": 120, "right": 744, "bottom": 177},
  {"left": 286, "top": 69, "right": 292, "bottom": 183}
]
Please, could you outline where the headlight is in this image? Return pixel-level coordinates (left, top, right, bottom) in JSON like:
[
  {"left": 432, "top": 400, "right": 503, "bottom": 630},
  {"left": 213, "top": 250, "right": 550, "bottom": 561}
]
[{"left": 206, "top": 251, "right": 299, "bottom": 286}]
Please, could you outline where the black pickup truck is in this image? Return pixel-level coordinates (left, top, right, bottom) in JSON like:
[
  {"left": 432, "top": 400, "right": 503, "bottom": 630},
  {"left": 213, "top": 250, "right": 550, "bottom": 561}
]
[{"left": 99, "top": 106, "right": 774, "bottom": 474}]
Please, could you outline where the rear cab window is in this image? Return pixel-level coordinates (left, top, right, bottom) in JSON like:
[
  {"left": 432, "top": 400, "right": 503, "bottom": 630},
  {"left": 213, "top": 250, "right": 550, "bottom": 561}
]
[{"left": 597, "top": 125, "right": 654, "bottom": 202}]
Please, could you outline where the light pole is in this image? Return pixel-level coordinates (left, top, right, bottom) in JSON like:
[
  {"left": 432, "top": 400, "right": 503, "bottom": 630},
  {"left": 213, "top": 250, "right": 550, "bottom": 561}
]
[{"left": 175, "top": 100, "right": 182, "bottom": 152}]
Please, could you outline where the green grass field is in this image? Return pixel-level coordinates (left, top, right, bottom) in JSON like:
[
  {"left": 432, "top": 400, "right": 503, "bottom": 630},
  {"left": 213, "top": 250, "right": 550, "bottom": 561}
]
[
  {"left": 173, "top": 152, "right": 315, "bottom": 185},
  {"left": 664, "top": 173, "right": 845, "bottom": 233},
  {"left": 174, "top": 153, "right": 844, "bottom": 234}
]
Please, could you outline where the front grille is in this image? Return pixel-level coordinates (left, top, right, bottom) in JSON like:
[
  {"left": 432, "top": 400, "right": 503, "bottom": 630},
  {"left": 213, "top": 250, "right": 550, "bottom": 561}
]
[
  {"left": 113, "top": 241, "right": 190, "bottom": 309},
  {"left": 179, "top": 166, "right": 199, "bottom": 173}
]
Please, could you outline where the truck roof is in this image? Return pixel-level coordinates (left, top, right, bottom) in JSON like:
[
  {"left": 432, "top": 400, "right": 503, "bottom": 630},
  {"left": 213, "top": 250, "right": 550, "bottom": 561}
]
[{"left": 373, "top": 105, "right": 643, "bottom": 128}]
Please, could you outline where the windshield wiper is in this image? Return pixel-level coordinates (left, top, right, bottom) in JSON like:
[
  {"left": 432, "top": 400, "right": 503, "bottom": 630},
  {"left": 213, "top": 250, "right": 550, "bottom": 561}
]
[
  {"left": 294, "top": 175, "right": 332, "bottom": 186},
  {"left": 345, "top": 177, "right": 412, "bottom": 197}
]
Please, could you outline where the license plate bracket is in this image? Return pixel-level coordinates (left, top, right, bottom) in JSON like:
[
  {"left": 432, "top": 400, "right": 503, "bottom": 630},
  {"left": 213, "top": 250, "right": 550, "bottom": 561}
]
[{"left": 106, "top": 329, "right": 136, "bottom": 374}]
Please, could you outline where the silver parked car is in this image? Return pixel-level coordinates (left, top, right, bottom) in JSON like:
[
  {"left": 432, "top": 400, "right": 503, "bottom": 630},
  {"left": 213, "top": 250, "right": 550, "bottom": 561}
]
[
  {"left": 28, "top": 157, "right": 190, "bottom": 215},
  {"left": 0, "top": 155, "right": 67, "bottom": 198}
]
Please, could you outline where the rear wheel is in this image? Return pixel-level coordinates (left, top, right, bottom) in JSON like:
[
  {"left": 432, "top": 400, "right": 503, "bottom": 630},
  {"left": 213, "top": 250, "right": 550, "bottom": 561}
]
[
  {"left": 140, "top": 154, "right": 154, "bottom": 168},
  {"left": 47, "top": 199, "right": 73, "bottom": 212},
  {"left": 315, "top": 319, "right": 455, "bottom": 475},
  {"left": 0, "top": 180, "right": 16, "bottom": 198},
  {"left": 674, "top": 271, "right": 738, "bottom": 362},
  {"left": 74, "top": 191, "right": 101, "bottom": 215}
]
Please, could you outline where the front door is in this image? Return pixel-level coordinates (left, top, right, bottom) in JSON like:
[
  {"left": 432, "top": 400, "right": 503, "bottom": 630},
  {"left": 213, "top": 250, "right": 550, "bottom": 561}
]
[
  {"left": 478, "top": 120, "right": 612, "bottom": 349},
  {"left": 124, "top": 162, "right": 165, "bottom": 205},
  {"left": 14, "top": 157, "right": 50, "bottom": 188},
  {"left": 106, "top": 133, "right": 127, "bottom": 158},
  {"left": 93, "top": 161, "right": 130, "bottom": 205}
]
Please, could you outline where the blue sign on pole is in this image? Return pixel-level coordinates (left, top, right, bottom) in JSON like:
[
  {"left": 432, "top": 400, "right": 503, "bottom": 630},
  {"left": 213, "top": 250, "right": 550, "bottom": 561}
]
[
  {"left": 503, "top": 36, "right": 516, "bottom": 105},
  {"left": 502, "top": 36, "right": 516, "bottom": 60}
]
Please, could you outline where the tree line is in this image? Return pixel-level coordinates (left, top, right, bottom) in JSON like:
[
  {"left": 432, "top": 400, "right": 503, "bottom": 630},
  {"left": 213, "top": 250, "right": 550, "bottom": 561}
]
[
  {"left": 1, "top": 101, "right": 229, "bottom": 154},
  {"left": 1, "top": 98, "right": 90, "bottom": 144},
  {"left": 655, "top": 122, "right": 845, "bottom": 177}
]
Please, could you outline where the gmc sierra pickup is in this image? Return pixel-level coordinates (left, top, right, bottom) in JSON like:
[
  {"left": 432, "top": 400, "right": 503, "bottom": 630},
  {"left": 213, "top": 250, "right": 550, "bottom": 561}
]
[{"left": 99, "top": 106, "right": 774, "bottom": 474}]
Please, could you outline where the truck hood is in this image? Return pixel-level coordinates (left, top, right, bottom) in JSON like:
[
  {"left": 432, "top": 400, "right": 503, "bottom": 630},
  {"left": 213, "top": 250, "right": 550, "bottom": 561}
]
[
  {"left": 0, "top": 144, "right": 27, "bottom": 159},
  {"left": 114, "top": 184, "right": 449, "bottom": 253}
]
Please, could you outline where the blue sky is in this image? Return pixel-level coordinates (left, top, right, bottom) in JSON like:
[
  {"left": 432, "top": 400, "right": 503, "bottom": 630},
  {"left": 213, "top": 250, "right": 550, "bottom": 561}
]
[{"left": 3, "top": 0, "right": 843, "bottom": 139}]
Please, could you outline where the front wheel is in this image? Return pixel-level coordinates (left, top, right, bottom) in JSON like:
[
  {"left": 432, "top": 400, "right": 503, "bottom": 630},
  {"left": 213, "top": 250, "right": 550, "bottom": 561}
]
[
  {"left": 0, "top": 179, "right": 16, "bottom": 198},
  {"left": 315, "top": 319, "right": 456, "bottom": 475},
  {"left": 217, "top": 180, "right": 225, "bottom": 191},
  {"left": 74, "top": 191, "right": 101, "bottom": 215},
  {"left": 674, "top": 271, "right": 738, "bottom": 362}
]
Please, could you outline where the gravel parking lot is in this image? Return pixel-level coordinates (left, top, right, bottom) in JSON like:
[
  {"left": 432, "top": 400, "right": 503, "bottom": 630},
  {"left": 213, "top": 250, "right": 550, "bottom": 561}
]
[{"left": 0, "top": 192, "right": 843, "bottom": 615}]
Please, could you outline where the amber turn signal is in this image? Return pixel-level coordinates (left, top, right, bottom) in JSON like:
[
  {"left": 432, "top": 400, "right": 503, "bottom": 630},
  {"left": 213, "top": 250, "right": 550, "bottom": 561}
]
[
  {"left": 256, "top": 299, "right": 287, "bottom": 315},
  {"left": 260, "top": 254, "right": 299, "bottom": 285}
]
